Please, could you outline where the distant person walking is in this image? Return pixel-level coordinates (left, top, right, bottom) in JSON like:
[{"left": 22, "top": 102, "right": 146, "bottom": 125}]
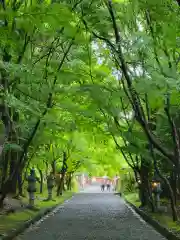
[
  {"left": 101, "top": 183, "right": 105, "bottom": 192},
  {"left": 106, "top": 181, "right": 111, "bottom": 191}
]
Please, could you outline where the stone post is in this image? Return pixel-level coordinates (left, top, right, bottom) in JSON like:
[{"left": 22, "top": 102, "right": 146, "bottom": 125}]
[
  {"left": 27, "top": 169, "right": 37, "bottom": 208},
  {"left": 47, "top": 172, "right": 55, "bottom": 200},
  {"left": 152, "top": 182, "right": 162, "bottom": 211}
]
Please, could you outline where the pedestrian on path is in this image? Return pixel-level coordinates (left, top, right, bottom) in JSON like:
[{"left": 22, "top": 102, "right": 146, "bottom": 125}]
[
  {"left": 101, "top": 184, "right": 105, "bottom": 191},
  {"left": 106, "top": 181, "right": 111, "bottom": 191}
]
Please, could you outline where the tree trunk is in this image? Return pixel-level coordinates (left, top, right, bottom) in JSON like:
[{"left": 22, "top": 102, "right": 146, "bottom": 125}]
[
  {"left": 67, "top": 174, "right": 72, "bottom": 190},
  {"left": 171, "top": 170, "right": 177, "bottom": 205},
  {"left": 0, "top": 193, "right": 6, "bottom": 209},
  {"left": 38, "top": 169, "right": 43, "bottom": 194},
  {"left": 57, "top": 152, "right": 68, "bottom": 196},
  {"left": 140, "top": 160, "right": 151, "bottom": 207},
  {"left": 51, "top": 160, "right": 56, "bottom": 175},
  {"left": 57, "top": 180, "right": 62, "bottom": 196},
  {"left": 57, "top": 173, "right": 65, "bottom": 196},
  {"left": 0, "top": 179, "right": 11, "bottom": 208},
  {"left": 150, "top": 145, "right": 178, "bottom": 221},
  {"left": 0, "top": 150, "right": 11, "bottom": 204},
  {"left": 160, "top": 172, "right": 178, "bottom": 221},
  {"left": 167, "top": 179, "right": 178, "bottom": 221},
  {"left": 17, "top": 173, "right": 23, "bottom": 196},
  {"left": 9, "top": 160, "right": 18, "bottom": 194},
  {"left": 63, "top": 181, "right": 66, "bottom": 191}
]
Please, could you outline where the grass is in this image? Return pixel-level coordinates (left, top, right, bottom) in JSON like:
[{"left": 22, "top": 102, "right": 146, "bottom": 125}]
[
  {"left": 149, "top": 212, "right": 180, "bottom": 231},
  {"left": 125, "top": 191, "right": 180, "bottom": 234},
  {"left": 124, "top": 192, "right": 141, "bottom": 207},
  {"left": 0, "top": 190, "right": 74, "bottom": 235}
]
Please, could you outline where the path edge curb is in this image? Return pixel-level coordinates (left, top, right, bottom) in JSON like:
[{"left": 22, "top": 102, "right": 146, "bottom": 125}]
[
  {"left": 125, "top": 199, "right": 180, "bottom": 240},
  {"left": 0, "top": 195, "right": 74, "bottom": 240}
]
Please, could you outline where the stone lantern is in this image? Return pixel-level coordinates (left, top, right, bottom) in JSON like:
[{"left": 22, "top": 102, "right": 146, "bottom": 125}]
[
  {"left": 27, "top": 169, "right": 37, "bottom": 208},
  {"left": 152, "top": 174, "right": 162, "bottom": 210},
  {"left": 47, "top": 172, "right": 55, "bottom": 200}
]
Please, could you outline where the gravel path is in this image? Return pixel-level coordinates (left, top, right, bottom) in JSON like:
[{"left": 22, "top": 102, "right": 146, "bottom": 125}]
[{"left": 16, "top": 186, "right": 166, "bottom": 240}]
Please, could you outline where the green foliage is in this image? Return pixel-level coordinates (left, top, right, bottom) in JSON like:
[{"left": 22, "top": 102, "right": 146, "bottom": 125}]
[
  {"left": 0, "top": 191, "right": 73, "bottom": 235},
  {"left": 1, "top": 0, "right": 180, "bottom": 208},
  {"left": 3, "top": 143, "right": 22, "bottom": 152},
  {"left": 125, "top": 192, "right": 140, "bottom": 207}
]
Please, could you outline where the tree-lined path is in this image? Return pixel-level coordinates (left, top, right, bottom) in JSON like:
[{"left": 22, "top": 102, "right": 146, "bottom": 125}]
[{"left": 16, "top": 187, "right": 165, "bottom": 240}]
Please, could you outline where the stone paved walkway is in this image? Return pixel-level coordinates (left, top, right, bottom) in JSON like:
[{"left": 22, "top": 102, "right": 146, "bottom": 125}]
[{"left": 16, "top": 186, "right": 166, "bottom": 240}]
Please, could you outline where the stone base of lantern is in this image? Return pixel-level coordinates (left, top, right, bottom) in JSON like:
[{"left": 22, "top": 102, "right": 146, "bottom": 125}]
[
  {"left": 154, "top": 193, "right": 160, "bottom": 211},
  {"left": 28, "top": 192, "right": 35, "bottom": 208},
  {"left": 47, "top": 188, "right": 53, "bottom": 200}
]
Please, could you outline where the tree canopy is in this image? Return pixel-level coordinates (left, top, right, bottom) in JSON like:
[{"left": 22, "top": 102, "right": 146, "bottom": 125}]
[{"left": 1, "top": 0, "right": 180, "bottom": 221}]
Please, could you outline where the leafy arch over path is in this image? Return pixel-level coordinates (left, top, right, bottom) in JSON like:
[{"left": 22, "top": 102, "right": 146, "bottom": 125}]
[{"left": 0, "top": 0, "right": 180, "bottom": 221}]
